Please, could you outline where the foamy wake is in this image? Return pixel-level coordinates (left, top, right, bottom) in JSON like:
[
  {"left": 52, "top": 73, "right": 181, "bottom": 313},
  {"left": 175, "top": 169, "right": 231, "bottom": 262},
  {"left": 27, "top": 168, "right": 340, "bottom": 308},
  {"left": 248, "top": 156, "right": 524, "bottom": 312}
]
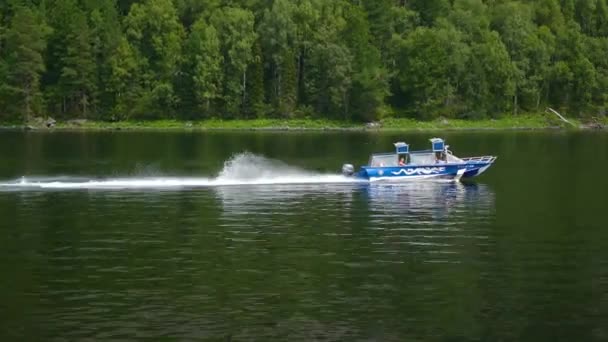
[{"left": 0, "top": 153, "right": 361, "bottom": 190}]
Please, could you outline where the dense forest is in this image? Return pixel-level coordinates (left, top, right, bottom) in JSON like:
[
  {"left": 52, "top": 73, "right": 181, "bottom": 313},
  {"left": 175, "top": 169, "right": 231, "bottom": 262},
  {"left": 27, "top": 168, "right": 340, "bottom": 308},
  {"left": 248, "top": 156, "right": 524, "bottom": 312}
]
[{"left": 0, "top": 0, "right": 607, "bottom": 123}]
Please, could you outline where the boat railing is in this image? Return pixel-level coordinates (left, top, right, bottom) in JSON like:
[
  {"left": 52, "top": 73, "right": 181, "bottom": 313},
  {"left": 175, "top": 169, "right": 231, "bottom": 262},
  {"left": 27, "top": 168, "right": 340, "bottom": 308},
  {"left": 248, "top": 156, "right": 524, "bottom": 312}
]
[{"left": 460, "top": 156, "right": 497, "bottom": 163}]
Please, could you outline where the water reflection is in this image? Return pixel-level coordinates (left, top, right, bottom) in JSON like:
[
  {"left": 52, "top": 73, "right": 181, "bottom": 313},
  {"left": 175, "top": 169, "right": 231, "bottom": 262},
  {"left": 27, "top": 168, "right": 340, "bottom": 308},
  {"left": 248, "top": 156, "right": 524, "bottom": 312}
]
[
  {"left": 364, "top": 181, "right": 495, "bottom": 217},
  {"left": 215, "top": 181, "right": 494, "bottom": 219},
  {"left": 3, "top": 131, "right": 608, "bottom": 341},
  {"left": 215, "top": 183, "right": 356, "bottom": 212},
  {"left": 361, "top": 182, "right": 495, "bottom": 265},
  {"left": 210, "top": 181, "right": 498, "bottom": 339},
  {"left": 215, "top": 181, "right": 495, "bottom": 264}
]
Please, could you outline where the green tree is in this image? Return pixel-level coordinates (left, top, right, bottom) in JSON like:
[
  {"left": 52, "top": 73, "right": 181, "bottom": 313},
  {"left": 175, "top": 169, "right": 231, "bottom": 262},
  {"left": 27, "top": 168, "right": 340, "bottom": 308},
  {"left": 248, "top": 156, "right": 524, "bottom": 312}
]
[
  {"left": 492, "top": 2, "right": 554, "bottom": 114},
  {"left": 124, "top": 0, "right": 184, "bottom": 118},
  {"left": 174, "top": 0, "right": 220, "bottom": 27},
  {"left": 210, "top": 7, "right": 256, "bottom": 117},
  {"left": 395, "top": 22, "right": 470, "bottom": 119},
  {"left": 461, "top": 31, "right": 516, "bottom": 117},
  {"left": 550, "top": 22, "right": 597, "bottom": 114},
  {"left": 58, "top": 8, "right": 96, "bottom": 117},
  {"left": 410, "top": 0, "right": 451, "bottom": 25},
  {"left": 85, "top": 0, "right": 122, "bottom": 118},
  {"left": 343, "top": 3, "right": 389, "bottom": 122},
  {"left": 291, "top": 0, "right": 322, "bottom": 109},
  {"left": 595, "top": 0, "right": 608, "bottom": 36},
  {"left": 245, "top": 41, "right": 265, "bottom": 118},
  {"left": 2, "top": 0, "right": 608, "bottom": 122},
  {"left": 1, "top": 6, "right": 51, "bottom": 121},
  {"left": 535, "top": 0, "right": 565, "bottom": 30},
  {"left": 259, "top": 0, "right": 297, "bottom": 116},
  {"left": 584, "top": 36, "right": 608, "bottom": 113},
  {"left": 0, "top": 19, "right": 6, "bottom": 118},
  {"left": 562, "top": 0, "right": 576, "bottom": 21},
  {"left": 445, "top": 0, "right": 515, "bottom": 117},
  {"left": 184, "top": 17, "right": 222, "bottom": 117},
  {"left": 43, "top": 0, "right": 97, "bottom": 117},
  {"left": 449, "top": 0, "right": 489, "bottom": 40},
  {"left": 107, "top": 36, "right": 140, "bottom": 120},
  {"left": 575, "top": 0, "right": 597, "bottom": 35},
  {"left": 361, "top": 0, "right": 394, "bottom": 49}
]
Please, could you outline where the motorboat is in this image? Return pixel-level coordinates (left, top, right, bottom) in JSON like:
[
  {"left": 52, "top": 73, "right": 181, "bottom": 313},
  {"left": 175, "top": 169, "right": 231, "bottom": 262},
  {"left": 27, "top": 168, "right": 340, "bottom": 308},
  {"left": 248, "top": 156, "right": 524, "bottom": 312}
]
[{"left": 341, "top": 138, "right": 496, "bottom": 181}]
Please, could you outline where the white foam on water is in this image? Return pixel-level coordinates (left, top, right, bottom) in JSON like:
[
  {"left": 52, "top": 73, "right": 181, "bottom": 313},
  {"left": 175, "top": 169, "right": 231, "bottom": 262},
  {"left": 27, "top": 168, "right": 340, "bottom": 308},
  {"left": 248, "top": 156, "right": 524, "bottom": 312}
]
[{"left": 0, "top": 153, "right": 361, "bottom": 190}]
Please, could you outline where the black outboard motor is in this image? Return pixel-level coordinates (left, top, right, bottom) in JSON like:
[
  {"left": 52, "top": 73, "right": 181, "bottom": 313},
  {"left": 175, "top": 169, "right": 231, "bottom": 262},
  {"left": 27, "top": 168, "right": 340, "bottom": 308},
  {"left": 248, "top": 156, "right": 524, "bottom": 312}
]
[{"left": 342, "top": 163, "right": 355, "bottom": 176}]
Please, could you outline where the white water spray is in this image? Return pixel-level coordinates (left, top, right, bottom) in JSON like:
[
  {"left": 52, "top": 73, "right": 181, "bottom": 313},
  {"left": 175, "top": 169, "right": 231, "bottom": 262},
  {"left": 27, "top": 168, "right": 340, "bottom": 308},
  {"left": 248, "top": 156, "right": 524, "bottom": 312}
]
[{"left": 0, "top": 153, "right": 360, "bottom": 190}]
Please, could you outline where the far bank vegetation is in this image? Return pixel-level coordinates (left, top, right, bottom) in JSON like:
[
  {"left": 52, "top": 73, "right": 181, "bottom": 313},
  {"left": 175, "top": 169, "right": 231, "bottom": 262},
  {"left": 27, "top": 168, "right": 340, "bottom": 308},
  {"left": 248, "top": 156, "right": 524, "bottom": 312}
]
[{"left": 1, "top": 0, "right": 607, "bottom": 124}]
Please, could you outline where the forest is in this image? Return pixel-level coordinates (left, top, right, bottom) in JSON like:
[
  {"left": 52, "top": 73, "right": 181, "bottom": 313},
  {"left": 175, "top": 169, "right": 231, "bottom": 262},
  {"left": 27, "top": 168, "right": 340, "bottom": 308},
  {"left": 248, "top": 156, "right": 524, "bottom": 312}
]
[{"left": 0, "top": 0, "right": 607, "bottom": 123}]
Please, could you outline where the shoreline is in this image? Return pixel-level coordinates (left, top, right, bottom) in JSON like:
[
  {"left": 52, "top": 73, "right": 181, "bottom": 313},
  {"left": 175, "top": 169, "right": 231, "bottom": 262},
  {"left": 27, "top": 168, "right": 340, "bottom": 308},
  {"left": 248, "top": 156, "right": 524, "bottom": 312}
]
[{"left": 1, "top": 116, "right": 606, "bottom": 132}]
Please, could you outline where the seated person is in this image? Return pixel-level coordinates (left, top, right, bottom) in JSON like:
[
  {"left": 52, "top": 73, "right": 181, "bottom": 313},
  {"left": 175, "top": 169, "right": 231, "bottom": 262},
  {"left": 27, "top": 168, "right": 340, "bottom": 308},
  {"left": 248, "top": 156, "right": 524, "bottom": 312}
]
[
  {"left": 398, "top": 157, "right": 406, "bottom": 166},
  {"left": 435, "top": 152, "right": 445, "bottom": 163}
]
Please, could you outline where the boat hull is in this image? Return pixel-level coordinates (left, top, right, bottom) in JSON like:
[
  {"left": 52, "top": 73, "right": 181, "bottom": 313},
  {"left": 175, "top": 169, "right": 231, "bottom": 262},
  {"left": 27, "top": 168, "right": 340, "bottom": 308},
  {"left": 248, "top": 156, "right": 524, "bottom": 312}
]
[
  {"left": 355, "top": 164, "right": 466, "bottom": 182},
  {"left": 462, "top": 163, "right": 492, "bottom": 178},
  {"left": 460, "top": 160, "right": 495, "bottom": 179}
]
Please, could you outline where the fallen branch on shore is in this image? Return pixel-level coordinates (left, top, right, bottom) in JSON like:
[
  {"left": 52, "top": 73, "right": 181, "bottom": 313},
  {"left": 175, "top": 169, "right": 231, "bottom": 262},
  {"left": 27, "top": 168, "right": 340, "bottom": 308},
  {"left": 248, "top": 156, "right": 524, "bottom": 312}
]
[{"left": 545, "top": 107, "right": 576, "bottom": 127}]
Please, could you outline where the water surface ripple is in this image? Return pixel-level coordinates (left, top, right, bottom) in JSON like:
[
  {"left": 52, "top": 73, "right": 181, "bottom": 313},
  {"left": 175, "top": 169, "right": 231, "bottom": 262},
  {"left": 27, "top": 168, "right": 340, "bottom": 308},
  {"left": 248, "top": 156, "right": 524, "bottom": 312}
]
[{"left": 1, "top": 131, "right": 607, "bottom": 341}]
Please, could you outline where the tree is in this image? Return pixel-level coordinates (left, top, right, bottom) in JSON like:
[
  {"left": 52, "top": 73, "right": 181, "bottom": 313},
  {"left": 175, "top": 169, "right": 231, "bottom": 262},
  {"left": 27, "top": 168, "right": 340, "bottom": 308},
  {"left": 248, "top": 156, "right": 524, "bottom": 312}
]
[
  {"left": 395, "top": 22, "right": 470, "bottom": 119},
  {"left": 2, "top": 0, "right": 608, "bottom": 122},
  {"left": 492, "top": 2, "right": 554, "bottom": 114},
  {"left": 1, "top": 6, "right": 51, "bottom": 121},
  {"left": 535, "top": 0, "right": 565, "bottom": 31},
  {"left": 447, "top": 0, "right": 516, "bottom": 117},
  {"left": 86, "top": 0, "right": 122, "bottom": 118},
  {"left": 291, "top": 0, "right": 322, "bottom": 109},
  {"left": 361, "top": 0, "right": 396, "bottom": 61},
  {"left": 210, "top": 7, "right": 256, "bottom": 117},
  {"left": 461, "top": 31, "right": 516, "bottom": 117},
  {"left": 575, "top": 0, "right": 598, "bottom": 35},
  {"left": 585, "top": 36, "right": 608, "bottom": 113},
  {"left": 595, "top": 0, "right": 608, "bottom": 36},
  {"left": 0, "top": 19, "right": 6, "bottom": 119},
  {"left": 550, "top": 22, "right": 597, "bottom": 114},
  {"left": 58, "top": 7, "right": 96, "bottom": 117},
  {"left": 259, "top": 0, "right": 297, "bottom": 116},
  {"left": 107, "top": 36, "right": 140, "bottom": 119},
  {"left": 409, "top": 0, "right": 451, "bottom": 25},
  {"left": 43, "top": 0, "right": 97, "bottom": 117},
  {"left": 184, "top": 17, "right": 223, "bottom": 117},
  {"left": 449, "top": 0, "right": 489, "bottom": 40},
  {"left": 309, "top": 41, "right": 353, "bottom": 119},
  {"left": 124, "top": 0, "right": 184, "bottom": 118},
  {"left": 174, "top": 0, "right": 220, "bottom": 27},
  {"left": 343, "top": 3, "right": 389, "bottom": 122},
  {"left": 245, "top": 42, "right": 265, "bottom": 118}
]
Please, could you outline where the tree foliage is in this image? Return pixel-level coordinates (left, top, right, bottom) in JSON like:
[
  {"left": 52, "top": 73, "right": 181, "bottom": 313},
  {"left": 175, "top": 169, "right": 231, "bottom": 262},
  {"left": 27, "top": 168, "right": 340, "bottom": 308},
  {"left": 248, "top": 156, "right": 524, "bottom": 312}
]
[
  {"left": 1, "top": 0, "right": 607, "bottom": 122},
  {"left": 1, "top": 5, "right": 51, "bottom": 121}
]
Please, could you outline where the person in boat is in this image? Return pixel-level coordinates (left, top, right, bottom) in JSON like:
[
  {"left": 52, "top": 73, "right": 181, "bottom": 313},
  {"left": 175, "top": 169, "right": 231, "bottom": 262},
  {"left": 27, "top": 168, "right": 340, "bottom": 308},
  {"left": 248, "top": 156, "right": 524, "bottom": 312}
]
[
  {"left": 435, "top": 152, "right": 446, "bottom": 163},
  {"left": 399, "top": 157, "right": 406, "bottom": 166}
]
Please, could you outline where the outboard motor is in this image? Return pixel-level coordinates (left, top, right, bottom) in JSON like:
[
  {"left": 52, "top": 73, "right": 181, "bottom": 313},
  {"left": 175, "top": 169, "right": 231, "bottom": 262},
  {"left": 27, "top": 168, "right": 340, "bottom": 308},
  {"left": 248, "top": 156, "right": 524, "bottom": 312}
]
[{"left": 342, "top": 163, "right": 355, "bottom": 177}]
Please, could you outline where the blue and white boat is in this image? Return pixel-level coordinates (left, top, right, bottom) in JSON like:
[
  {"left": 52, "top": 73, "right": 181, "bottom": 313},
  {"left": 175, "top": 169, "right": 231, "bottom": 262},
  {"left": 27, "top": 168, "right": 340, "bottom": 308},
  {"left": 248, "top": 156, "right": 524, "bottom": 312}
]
[{"left": 341, "top": 138, "right": 496, "bottom": 182}]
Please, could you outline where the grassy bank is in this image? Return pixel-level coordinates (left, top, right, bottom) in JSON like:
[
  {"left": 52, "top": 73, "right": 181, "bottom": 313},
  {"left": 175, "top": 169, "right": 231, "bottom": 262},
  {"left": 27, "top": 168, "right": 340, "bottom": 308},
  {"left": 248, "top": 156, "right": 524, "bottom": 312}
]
[
  {"left": 56, "top": 118, "right": 361, "bottom": 130},
  {"left": 2, "top": 115, "right": 606, "bottom": 131}
]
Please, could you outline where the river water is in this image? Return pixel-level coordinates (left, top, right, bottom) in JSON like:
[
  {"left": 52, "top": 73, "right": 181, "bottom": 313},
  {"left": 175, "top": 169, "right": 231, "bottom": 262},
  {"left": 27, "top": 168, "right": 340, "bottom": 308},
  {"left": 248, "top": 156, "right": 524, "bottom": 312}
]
[{"left": 0, "top": 130, "right": 606, "bottom": 341}]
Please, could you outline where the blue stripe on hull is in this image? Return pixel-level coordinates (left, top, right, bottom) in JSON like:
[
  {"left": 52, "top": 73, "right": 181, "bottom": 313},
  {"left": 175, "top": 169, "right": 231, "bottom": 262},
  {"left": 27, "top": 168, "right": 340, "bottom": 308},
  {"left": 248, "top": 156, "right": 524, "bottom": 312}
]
[
  {"left": 358, "top": 165, "right": 464, "bottom": 181},
  {"left": 463, "top": 169, "right": 479, "bottom": 178},
  {"left": 353, "top": 162, "right": 494, "bottom": 181},
  {"left": 461, "top": 163, "right": 492, "bottom": 179}
]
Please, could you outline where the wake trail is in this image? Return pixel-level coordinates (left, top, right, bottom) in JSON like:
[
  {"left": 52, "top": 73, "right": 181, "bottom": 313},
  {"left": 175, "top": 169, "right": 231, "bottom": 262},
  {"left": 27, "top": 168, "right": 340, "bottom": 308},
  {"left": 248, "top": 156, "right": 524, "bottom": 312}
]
[{"left": 0, "top": 153, "right": 361, "bottom": 190}]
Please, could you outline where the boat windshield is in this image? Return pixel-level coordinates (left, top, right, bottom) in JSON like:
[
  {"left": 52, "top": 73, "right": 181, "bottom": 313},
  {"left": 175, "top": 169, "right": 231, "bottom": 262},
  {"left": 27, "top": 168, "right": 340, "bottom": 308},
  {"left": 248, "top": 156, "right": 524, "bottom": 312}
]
[
  {"left": 409, "top": 152, "right": 464, "bottom": 164},
  {"left": 409, "top": 153, "right": 436, "bottom": 165},
  {"left": 369, "top": 154, "right": 398, "bottom": 167},
  {"left": 446, "top": 153, "right": 463, "bottom": 163}
]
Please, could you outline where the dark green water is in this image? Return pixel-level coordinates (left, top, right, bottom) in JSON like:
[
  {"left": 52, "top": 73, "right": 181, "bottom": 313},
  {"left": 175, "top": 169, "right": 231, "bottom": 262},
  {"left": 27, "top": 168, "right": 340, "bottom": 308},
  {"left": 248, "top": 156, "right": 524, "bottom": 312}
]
[{"left": 0, "top": 131, "right": 607, "bottom": 341}]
